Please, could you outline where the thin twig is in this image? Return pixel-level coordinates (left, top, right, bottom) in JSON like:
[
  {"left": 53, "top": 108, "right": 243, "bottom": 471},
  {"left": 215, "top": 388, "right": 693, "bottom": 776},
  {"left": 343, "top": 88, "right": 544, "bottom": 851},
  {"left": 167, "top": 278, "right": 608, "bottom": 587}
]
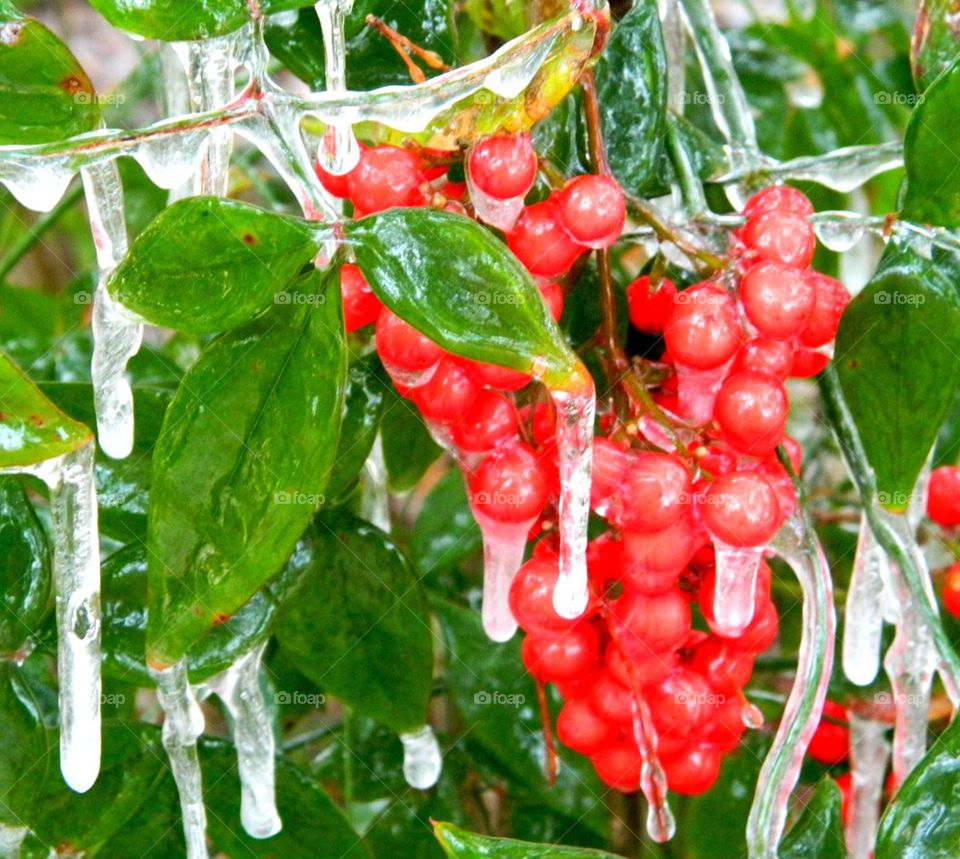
[{"left": 365, "top": 15, "right": 451, "bottom": 84}]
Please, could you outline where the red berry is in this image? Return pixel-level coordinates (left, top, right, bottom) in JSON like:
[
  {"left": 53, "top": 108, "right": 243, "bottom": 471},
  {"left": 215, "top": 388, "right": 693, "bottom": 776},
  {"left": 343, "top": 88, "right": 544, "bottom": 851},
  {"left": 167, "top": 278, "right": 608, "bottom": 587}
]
[
  {"left": 741, "top": 211, "right": 816, "bottom": 268},
  {"left": 316, "top": 159, "right": 353, "bottom": 198},
  {"left": 410, "top": 356, "right": 480, "bottom": 423},
  {"left": 664, "top": 284, "right": 741, "bottom": 370},
  {"left": 557, "top": 174, "right": 626, "bottom": 248},
  {"left": 509, "top": 555, "right": 576, "bottom": 634},
  {"left": 522, "top": 625, "right": 600, "bottom": 682},
  {"left": 740, "top": 261, "right": 816, "bottom": 340},
  {"left": 621, "top": 514, "right": 699, "bottom": 576},
  {"left": 340, "top": 264, "right": 382, "bottom": 332},
  {"left": 705, "top": 694, "right": 748, "bottom": 752},
  {"left": 591, "top": 742, "right": 643, "bottom": 792},
  {"left": 449, "top": 390, "right": 518, "bottom": 453},
  {"left": 733, "top": 337, "right": 794, "bottom": 380},
  {"left": 587, "top": 672, "right": 634, "bottom": 725},
  {"left": 928, "top": 466, "right": 960, "bottom": 527},
  {"left": 687, "top": 637, "right": 755, "bottom": 695},
  {"left": 647, "top": 669, "right": 719, "bottom": 740},
  {"left": 375, "top": 308, "right": 443, "bottom": 373},
  {"left": 700, "top": 471, "right": 781, "bottom": 547},
  {"left": 742, "top": 186, "right": 814, "bottom": 218},
  {"left": 468, "top": 133, "right": 537, "bottom": 200},
  {"left": 609, "top": 587, "right": 691, "bottom": 656},
  {"left": 590, "top": 438, "right": 632, "bottom": 509},
  {"left": 699, "top": 563, "right": 772, "bottom": 639},
  {"left": 627, "top": 276, "right": 678, "bottom": 335},
  {"left": 469, "top": 440, "right": 550, "bottom": 523},
  {"left": 799, "top": 273, "right": 849, "bottom": 347},
  {"left": 661, "top": 743, "right": 723, "bottom": 795},
  {"left": 506, "top": 199, "right": 584, "bottom": 277},
  {"left": 807, "top": 700, "right": 849, "bottom": 765},
  {"left": 538, "top": 278, "right": 565, "bottom": 321},
  {"left": 734, "top": 601, "right": 779, "bottom": 653},
  {"left": 943, "top": 562, "right": 960, "bottom": 618},
  {"left": 607, "top": 453, "right": 692, "bottom": 532},
  {"left": 605, "top": 643, "right": 678, "bottom": 688},
  {"left": 789, "top": 347, "right": 830, "bottom": 378},
  {"left": 714, "top": 371, "right": 788, "bottom": 456},
  {"left": 347, "top": 145, "right": 424, "bottom": 213},
  {"left": 460, "top": 358, "right": 531, "bottom": 392},
  {"left": 557, "top": 697, "right": 619, "bottom": 755}
]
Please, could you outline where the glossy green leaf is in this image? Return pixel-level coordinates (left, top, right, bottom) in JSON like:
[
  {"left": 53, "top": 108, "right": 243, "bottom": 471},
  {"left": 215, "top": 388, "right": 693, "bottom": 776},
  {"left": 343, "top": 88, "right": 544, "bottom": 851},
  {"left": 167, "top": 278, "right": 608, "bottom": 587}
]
[
  {"left": 876, "top": 714, "right": 960, "bottom": 858},
  {"left": 0, "top": 477, "right": 51, "bottom": 655},
  {"left": 0, "top": 8, "right": 99, "bottom": 144},
  {"left": 832, "top": 241, "right": 960, "bottom": 509},
  {"left": 87, "top": 0, "right": 308, "bottom": 41},
  {"left": 274, "top": 509, "right": 433, "bottom": 732},
  {"left": 781, "top": 778, "right": 846, "bottom": 859},
  {"left": 0, "top": 663, "right": 51, "bottom": 825},
  {"left": 433, "top": 822, "right": 626, "bottom": 858},
  {"left": 145, "top": 270, "right": 347, "bottom": 667},
  {"left": 108, "top": 197, "right": 320, "bottom": 335},
  {"left": 902, "top": 56, "right": 960, "bottom": 227},
  {"left": 381, "top": 388, "right": 443, "bottom": 493},
  {"left": 594, "top": 0, "right": 667, "bottom": 192},
  {"left": 346, "top": 209, "right": 577, "bottom": 384},
  {"left": 0, "top": 352, "right": 92, "bottom": 468},
  {"left": 411, "top": 469, "right": 482, "bottom": 576},
  {"left": 912, "top": 0, "right": 960, "bottom": 91},
  {"left": 460, "top": 0, "right": 532, "bottom": 42}
]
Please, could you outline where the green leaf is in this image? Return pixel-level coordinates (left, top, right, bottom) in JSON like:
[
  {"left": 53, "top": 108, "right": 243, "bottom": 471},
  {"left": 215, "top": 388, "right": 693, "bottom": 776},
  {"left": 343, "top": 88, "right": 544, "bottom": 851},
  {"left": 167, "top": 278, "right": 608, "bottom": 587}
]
[
  {"left": 901, "top": 56, "right": 960, "bottom": 227},
  {"left": 594, "top": 0, "right": 667, "bottom": 192},
  {"left": 346, "top": 209, "right": 577, "bottom": 384},
  {"left": 433, "top": 822, "right": 626, "bottom": 858},
  {"left": 274, "top": 509, "right": 433, "bottom": 732},
  {"left": 107, "top": 198, "right": 320, "bottom": 335},
  {"left": 145, "top": 270, "right": 347, "bottom": 667},
  {"left": 877, "top": 714, "right": 960, "bottom": 858},
  {"left": 0, "top": 663, "right": 52, "bottom": 825},
  {"left": 912, "top": 0, "right": 960, "bottom": 91},
  {"left": 0, "top": 8, "right": 99, "bottom": 144},
  {"left": 380, "top": 388, "right": 443, "bottom": 493},
  {"left": 460, "top": 0, "right": 532, "bottom": 42},
  {"left": 411, "top": 469, "right": 482, "bottom": 576},
  {"left": 0, "top": 352, "right": 92, "bottom": 468},
  {"left": 832, "top": 241, "right": 960, "bottom": 509},
  {"left": 0, "top": 477, "right": 51, "bottom": 655},
  {"left": 87, "top": 0, "right": 308, "bottom": 40},
  {"left": 781, "top": 778, "right": 846, "bottom": 859}
]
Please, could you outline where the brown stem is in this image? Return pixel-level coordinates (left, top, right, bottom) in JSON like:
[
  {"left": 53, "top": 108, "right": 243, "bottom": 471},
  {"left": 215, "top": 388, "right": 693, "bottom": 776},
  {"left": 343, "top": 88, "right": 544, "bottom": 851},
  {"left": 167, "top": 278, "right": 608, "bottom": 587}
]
[
  {"left": 534, "top": 678, "right": 559, "bottom": 785},
  {"left": 624, "top": 190, "right": 726, "bottom": 273},
  {"left": 365, "top": 15, "right": 451, "bottom": 84}
]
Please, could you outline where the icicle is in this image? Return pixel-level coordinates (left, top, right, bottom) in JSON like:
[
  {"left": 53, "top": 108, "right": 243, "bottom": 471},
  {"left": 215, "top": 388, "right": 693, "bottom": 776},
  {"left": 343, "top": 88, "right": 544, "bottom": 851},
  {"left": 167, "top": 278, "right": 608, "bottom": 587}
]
[
  {"left": 400, "top": 724, "right": 443, "bottom": 789},
  {"left": 549, "top": 381, "right": 595, "bottom": 619},
  {"left": 315, "top": 0, "right": 360, "bottom": 177},
  {"left": 0, "top": 154, "right": 75, "bottom": 213},
  {"left": 629, "top": 680, "right": 675, "bottom": 841},
  {"left": 842, "top": 513, "right": 888, "bottom": 686},
  {"left": 81, "top": 160, "right": 143, "bottom": 460},
  {"left": 711, "top": 542, "right": 762, "bottom": 636},
  {"left": 845, "top": 712, "right": 889, "bottom": 859},
  {"left": 150, "top": 659, "right": 209, "bottom": 859},
  {"left": 205, "top": 644, "right": 281, "bottom": 839},
  {"left": 0, "top": 825, "right": 28, "bottom": 855},
  {"left": 747, "top": 510, "right": 835, "bottom": 859},
  {"left": 470, "top": 508, "right": 532, "bottom": 642},
  {"left": 774, "top": 142, "right": 903, "bottom": 193},
  {"left": 360, "top": 435, "right": 391, "bottom": 532}
]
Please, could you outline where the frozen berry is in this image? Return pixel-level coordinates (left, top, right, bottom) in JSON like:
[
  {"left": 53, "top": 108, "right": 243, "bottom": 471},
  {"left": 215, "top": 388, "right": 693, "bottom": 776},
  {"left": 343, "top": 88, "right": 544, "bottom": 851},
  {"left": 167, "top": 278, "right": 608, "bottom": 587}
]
[
  {"left": 557, "top": 174, "right": 626, "bottom": 248},
  {"left": 340, "top": 264, "right": 382, "bottom": 332},
  {"left": 740, "top": 261, "right": 816, "bottom": 340},
  {"left": 714, "top": 371, "right": 789, "bottom": 456},
  {"left": 468, "top": 133, "right": 537, "bottom": 200},
  {"left": 469, "top": 440, "right": 550, "bottom": 523},
  {"left": 347, "top": 145, "right": 424, "bottom": 213},
  {"left": 664, "top": 284, "right": 741, "bottom": 370},
  {"left": 700, "top": 471, "right": 782, "bottom": 547},
  {"left": 741, "top": 211, "right": 816, "bottom": 268},
  {"left": 506, "top": 199, "right": 584, "bottom": 277},
  {"left": 928, "top": 466, "right": 960, "bottom": 527},
  {"left": 627, "top": 276, "right": 678, "bottom": 335},
  {"left": 806, "top": 700, "right": 849, "bottom": 765},
  {"left": 375, "top": 308, "right": 443, "bottom": 372},
  {"left": 450, "top": 390, "right": 519, "bottom": 453}
]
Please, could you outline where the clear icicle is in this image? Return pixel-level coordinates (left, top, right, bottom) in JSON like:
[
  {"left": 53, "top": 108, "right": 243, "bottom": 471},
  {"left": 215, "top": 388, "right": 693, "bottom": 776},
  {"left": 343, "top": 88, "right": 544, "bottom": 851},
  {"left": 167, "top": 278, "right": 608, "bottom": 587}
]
[
  {"left": 470, "top": 508, "right": 532, "bottom": 642},
  {"left": 150, "top": 659, "right": 209, "bottom": 859},
  {"left": 205, "top": 644, "right": 281, "bottom": 839},
  {"left": 315, "top": 0, "right": 360, "bottom": 176},
  {"left": 629, "top": 684, "right": 675, "bottom": 841},
  {"left": 360, "top": 435, "right": 391, "bottom": 532},
  {"left": 842, "top": 513, "right": 888, "bottom": 686},
  {"left": 81, "top": 161, "right": 143, "bottom": 460},
  {"left": 711, "top": 542, "right": 762, "bottom": 637},
  {"left": 812, "top": 214, "right": 867, "bottom": 253},
  {"left": 465, "top": 170, "right": 525, "bottom": 231},
  {"left": 845, "top": 713, "right": 889, "bottom": 859},
  {"left": 549, "top": 382, "right": 595, "bottom": 620},
  {"left": 0, "top": 155, "right": 75, "bottom": 213},
  {"left": 747, "top": 511, "right": 835, "bottom": 859},
  {"left": 400, "top": 724, "right": 443, "bottom": 789}
]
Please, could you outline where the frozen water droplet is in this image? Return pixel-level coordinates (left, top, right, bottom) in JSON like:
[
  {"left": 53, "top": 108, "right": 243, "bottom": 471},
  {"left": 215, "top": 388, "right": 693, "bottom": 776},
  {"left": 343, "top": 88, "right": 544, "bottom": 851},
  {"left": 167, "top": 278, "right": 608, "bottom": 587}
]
[
  {"left": 813, "top": 216, "right": 867, "bottom": 253},
  {"left": 400, "top": 725, "right": 442, "bottom": 789},
  {"left": 466, "top": 170, "right": 524, "bottom": 231},
  {"left": 0, "top": 156, "right": 75, "bottom": 212},
  {"left": 380, "top": 357, "right": 440, "bottom": 389},
  {"left": 469, "top": 508, "right": 530, "bottom": 642},
  {"left": 742, "top": 701, "right": 764, "bottom": 729},
  {"left": 628, "top": 691, "right": 675, "bottom": 842},
  {"left": 842, "top": 514, "right": 887, "bottom": 686},
  {"left": 711, "top": 542, "right": 763, "bottom": 636},
  {"left": 316, "top": 0, "right": 360, "bottom": 177}
]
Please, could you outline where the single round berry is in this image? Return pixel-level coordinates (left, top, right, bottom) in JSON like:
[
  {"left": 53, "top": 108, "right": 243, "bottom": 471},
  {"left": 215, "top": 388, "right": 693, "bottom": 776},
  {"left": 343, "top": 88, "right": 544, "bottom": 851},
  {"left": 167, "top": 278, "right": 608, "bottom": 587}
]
[
  {"left": 587, "top": 672, "right": 634, "bottom": 725},
  {"left": 928, "top": 466, "right": 960, "bottom": 527},
  {"left": 522, "top": 624, "right": 600, "bottom": 682},
  {"left": 663, "top": 284, "right": 741, "bottom": 370},
  {"left": 608, "top": 452, "right": 692, "bottom": 532},
  {"left": 733, "top": 337, "right": 795, "bottom": 380},
  {"left": 375, "top": 308, "right": 443, "bottom": 372},
  {"left": 557, "top": 174, "right": 626, "bottom": 248},
  {"left": 943, "top": 562, "right": 960, "bottom": 619},
  {"left": 557, "top": 697, "right": 619, "bottom": 755},
  {"left": 714, "top": 371, "right": 788, "bottom": 456},
  {"left": 590, "top": 437, "right": 632, "bottom": 509},
  {"left": 705, "top": 694, "right": 748, "bottom": 752},
  {"left": 410, "top": 356, "right": 480, "bottom": 424},
  {"left": 627, "top": 276, "right": 678, "bottom": 335},
  {"left": 340, "top": 264, "right": 382, "bottom": 332},
  {"left": 621, "top": 514, "right": 699, "bottom": 577},
  {"left": 460, "top": 358, "right": 531, "bottom": 392},
  {"left": 591, "top": 743, "right": 643, "bottom": 792},
  {"left": 741, "top": 211, "right": 816, "bottom": 268},
  {"left": 506, "top": 199, "right": 584, "bottom": 277},
  {"left": 806, "top": 700, "right": 849, "bottom": 765},
  {"left": 740, "top": 261, "right": 816, "bottom": 340},
  {"left": 742, "top": 186, "right": 814, "bottom": 218},
  {"left": 347, "top": 145, "right": 423, "bottom": 214},
  {"left": 538, "top": 278, "right": 565, "bottom": 322},
  {"left": 449, "top": 389, "right": 519, "bottom": 453},
  {"left": 647, "top": 669, "right": 719, "bottom": 740},
  {"left": 608, "top": 586, "right": 691, "bottom": 656},
  {"left": 661, "top": 743, "right": 723, "bottom": 795},
  {"left": 700, "top": 471, "right": 782, "bottom": 547},
  {"left": 468, "top": 133, "right": 537, "bottom": 200},
  {"left": 687, "top": 637, "right": 755, "bottom": 695},
  {"left": 799, "top": 273, "right": 849, "bottom": 347},
  {"left": 509, "top": 555, "right": 577, "bottom": 634},
  {"left": 469, "top": 440, "right": 550, "bottom": 523}
]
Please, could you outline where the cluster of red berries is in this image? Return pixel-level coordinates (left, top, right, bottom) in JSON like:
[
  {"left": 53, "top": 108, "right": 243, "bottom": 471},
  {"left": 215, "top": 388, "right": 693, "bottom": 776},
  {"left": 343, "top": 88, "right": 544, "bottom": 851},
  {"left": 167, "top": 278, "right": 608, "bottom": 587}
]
[{"left": 926, "top": 466, "right": 960, "bottom": 618}]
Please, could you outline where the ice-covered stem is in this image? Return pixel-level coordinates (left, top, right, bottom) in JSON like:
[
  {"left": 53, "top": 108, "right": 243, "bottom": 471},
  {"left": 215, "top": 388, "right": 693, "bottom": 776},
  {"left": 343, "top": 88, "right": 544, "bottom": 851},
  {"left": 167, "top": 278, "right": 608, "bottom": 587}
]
[
  {"left": 665, "top": 116, "right": 709, "bottom": 216},
  {"left": 747, "top": 500, "right": 835, "bottom": 857},
  {"left": 400, "top": 724, "right": 443, "bottom": 789},
  {"left": 846, "top": 713, "right": 890, "bottom": 859},
  {"left": 81, "top": 160, "right": 142, "bottom": 461},
  {"left": 150, "top": 659, "right": 209, "bottom": 859},
  {"left": 315, "top": 0, "right": 360, "bottom": 176},
  {"left": 842, "top": 513, "right": 888, "bottom": 686},
  {"left": 204, "top": 643, "right": 281, "bottom": 839}
]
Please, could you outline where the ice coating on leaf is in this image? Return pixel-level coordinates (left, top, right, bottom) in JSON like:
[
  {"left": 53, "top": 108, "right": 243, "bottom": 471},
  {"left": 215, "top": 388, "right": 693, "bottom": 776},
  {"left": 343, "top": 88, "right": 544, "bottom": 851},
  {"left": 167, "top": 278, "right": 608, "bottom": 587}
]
[
  {"left": 711, "top": 542, "right": 762, "bottom": 637},
  {"left": 842, "top": 514, "right": 888, "bottom": 686},
  {"left": 205, "top": 644, "right": 281, "bottom": 839},
  {"left": 747, "top": 511, "right": 835, "bottom": 859},
  {"left": 360, "top": 436, "right": 391, "bottom": 532},
  {"left": 550, "top": 382, "right": 595, "bottom": 619},
  {"left": 469, "top": 508, "right": 531, "bottom": 642},
  {"left": 315, "top": 0, "right": 360, "bottom": 176},
  {"left": 400, "top": 724, "right": 443, "bottom": 789},
  {"left": 150, "top": 658, "right": 209, "bottom": 859},
  {"left": 846, "top": 713, "right": 889, "bottom": 859},
  {"left": 775, "top": 142, "right": 904, "bottom": 193}
]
